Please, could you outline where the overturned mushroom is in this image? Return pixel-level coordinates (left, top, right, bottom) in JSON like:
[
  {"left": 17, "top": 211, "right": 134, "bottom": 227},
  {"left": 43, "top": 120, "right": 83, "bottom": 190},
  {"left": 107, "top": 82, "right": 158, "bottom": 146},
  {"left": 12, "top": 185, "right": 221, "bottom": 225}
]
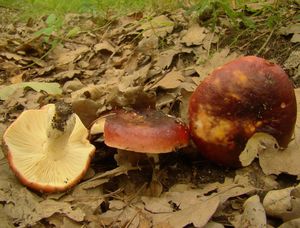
[{"left": 3, "top": 102, "right": 95, "bottom": 193}]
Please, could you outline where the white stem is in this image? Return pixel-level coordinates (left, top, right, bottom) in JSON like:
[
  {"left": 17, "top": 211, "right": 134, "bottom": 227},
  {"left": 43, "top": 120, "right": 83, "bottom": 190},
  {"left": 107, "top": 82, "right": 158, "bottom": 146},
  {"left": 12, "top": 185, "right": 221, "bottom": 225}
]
[{"left": 44, "top": 112, "right": 76, "bottom": 160}]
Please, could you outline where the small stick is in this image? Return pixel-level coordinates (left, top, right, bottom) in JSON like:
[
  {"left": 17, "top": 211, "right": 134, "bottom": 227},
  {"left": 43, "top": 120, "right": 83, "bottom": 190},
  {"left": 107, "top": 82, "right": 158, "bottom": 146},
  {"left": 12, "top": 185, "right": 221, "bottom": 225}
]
[{"left": 256, "top": 28, "right": 275, "bottom": 55}]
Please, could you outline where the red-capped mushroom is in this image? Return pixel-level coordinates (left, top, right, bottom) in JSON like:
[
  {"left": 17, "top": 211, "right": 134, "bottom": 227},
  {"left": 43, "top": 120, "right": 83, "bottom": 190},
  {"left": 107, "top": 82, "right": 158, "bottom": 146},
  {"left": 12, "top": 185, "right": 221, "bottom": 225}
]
[
  {"left": 103, "top": 109, "right": 189, "bottom": 154},
  {"left": 3, "top": 102, "right": 95, "bottom": 193},
  {"left": 189, "top": 56, "right": 297, "bottom": 167},
  {"left": 91, "top": 108, "right": 189, "bottom": 195}
]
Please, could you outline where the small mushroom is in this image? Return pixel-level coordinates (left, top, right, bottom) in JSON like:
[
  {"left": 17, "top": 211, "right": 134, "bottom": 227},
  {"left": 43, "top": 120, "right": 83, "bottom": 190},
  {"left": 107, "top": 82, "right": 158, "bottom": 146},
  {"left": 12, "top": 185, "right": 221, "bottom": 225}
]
[
  {"left": 3, "top": 102, "right": 95, "bottom": 193},
  {"left": 91, "top": 108, "right": 189, "bottom": 185},
  {"left": 103, "top": 109, "right": 189, "bottom": 154},
  {"left": 101, "top": 108, "right": 189, "bottom": 195}
]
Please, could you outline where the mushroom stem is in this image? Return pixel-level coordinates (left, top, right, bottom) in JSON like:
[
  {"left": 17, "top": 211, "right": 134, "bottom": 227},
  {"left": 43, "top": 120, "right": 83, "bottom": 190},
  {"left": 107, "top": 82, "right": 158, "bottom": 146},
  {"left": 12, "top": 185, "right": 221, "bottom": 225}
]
[
  {"left": 146, "top": 153, "right": 160, "bottom": 171},
  {"left": 44, "top": 103, "right": 76, "bottom": 159}
]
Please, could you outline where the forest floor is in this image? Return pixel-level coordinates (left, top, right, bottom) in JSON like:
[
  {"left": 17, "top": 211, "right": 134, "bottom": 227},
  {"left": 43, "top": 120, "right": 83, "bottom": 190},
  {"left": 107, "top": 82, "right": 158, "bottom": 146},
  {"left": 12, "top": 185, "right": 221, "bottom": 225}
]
[{"left": 0, "top": 1, "right": 300, "bottom": 227}]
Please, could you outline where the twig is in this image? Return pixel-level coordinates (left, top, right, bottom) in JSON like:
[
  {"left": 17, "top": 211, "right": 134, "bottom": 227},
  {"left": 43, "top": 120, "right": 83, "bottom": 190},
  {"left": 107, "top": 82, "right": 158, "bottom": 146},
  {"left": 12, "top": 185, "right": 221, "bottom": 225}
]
[{"left": 256, "top": 28, "right": 275, "bottom": 55}]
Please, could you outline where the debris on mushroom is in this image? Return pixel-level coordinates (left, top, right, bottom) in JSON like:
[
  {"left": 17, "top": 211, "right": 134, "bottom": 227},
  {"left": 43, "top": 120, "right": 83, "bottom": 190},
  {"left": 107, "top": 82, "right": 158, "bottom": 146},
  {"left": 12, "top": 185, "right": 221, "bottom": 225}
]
[
  {"left": 3, "top": 102, "right": 96, "bottom": 193},
  {"left": 189, "top": 56, "right": 297, "bottom": 167}
]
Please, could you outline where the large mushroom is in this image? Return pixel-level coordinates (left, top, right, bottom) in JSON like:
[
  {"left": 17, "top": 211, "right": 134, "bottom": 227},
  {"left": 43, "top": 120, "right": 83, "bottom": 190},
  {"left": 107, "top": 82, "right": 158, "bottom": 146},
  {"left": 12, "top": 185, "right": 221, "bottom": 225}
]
[
  {"left": 189, "top": 56, "right": 297, "bottom": 167},
  {"left": 3, "top": 102, "right": 95, "bottom": 193}
]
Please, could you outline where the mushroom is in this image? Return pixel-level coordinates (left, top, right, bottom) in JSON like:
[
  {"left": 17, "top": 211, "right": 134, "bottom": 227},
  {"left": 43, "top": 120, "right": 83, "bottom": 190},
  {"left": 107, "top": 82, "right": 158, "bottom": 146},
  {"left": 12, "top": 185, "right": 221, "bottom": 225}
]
[
  {"left": 91, "top": 108, "right": 189, "bottom": 190},
  {"left": 3, "top": 102, "right": 95, "bottom": 193},
  {"left": 103, "top": 109, "right": 189, "bottom": 154},
  {"left": 189, "top": 56, "right": 297, "bottom": 167}
]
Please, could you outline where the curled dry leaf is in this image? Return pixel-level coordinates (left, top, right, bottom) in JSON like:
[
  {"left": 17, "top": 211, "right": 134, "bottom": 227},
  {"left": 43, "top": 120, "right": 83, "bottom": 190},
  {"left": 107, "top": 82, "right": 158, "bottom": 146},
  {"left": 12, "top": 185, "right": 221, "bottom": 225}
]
[
  {"left": 239, "top": 132, "right": 279, "bottom": 167},
  {"left": 278, "top": 218, "right": 300, "bottom": 228},
  {"left": 258, "top": 88, "right": 300, "bottom": 177},
  {"left": 94, "top": 40, "right": 115, "bottom": 54},
  {"left": 263, "top": 185, "right": 300, "bottom": 221},
  {"left": 239, "top": 195, "right": 267, "bottom": 228}
]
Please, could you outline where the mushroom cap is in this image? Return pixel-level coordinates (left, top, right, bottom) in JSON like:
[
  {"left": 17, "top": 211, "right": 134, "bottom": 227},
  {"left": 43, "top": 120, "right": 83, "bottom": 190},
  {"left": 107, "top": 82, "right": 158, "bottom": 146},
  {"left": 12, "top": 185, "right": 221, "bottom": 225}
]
[
  {"left": 3, "top": 104, "right": 95, "bottom": 193},
  {"left": 189, "top": 56, "right": 297, "bottom": 167},
  {"left": 104, "top": 109, "right": 189, "bottom": 153}
]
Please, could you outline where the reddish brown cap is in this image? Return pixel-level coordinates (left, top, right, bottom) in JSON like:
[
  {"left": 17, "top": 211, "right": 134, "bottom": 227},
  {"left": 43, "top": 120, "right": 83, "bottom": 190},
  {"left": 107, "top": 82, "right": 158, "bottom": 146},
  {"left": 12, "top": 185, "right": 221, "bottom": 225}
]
[
  {"left": 189, "top": 56, "right": 297, "bottom": 167},
  {"left": 104, "top": 109, "right": 189, "bottom": 153}
]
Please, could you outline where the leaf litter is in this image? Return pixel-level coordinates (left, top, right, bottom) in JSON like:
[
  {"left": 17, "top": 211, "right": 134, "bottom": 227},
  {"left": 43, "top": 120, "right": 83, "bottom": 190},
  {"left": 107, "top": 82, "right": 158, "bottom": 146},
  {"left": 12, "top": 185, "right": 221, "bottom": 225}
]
[{"left": 0, "top": 4, "right": 300, "bottom": 228}]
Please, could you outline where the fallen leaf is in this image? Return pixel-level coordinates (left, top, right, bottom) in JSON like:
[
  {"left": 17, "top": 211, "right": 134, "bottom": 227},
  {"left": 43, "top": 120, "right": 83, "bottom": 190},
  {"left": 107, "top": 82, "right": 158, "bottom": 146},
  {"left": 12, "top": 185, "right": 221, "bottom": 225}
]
[
  {"left": 0, "top": 205, "right": 14, "bottom": 228},
  {"left": 258, "top": 88, "right": 300, "bottom": 177},
  {"left": 140, "top": 15, "right": 174, "bottom": 38},
  {"left": 55, "top": 46, "right": 89, "bottom": 65},
  {"left": 53, "top": 70, "right": 81, "bottom": 80},
  {"left": 203, "top": 221, "right": 225, "bottom": 228},
  {"left": 154, "top": 49, "right": 179, "bottom": 70},
  {"left": 279, "top": 23, "right": 300, "bottom": 43},
  {"left": 238, "top": 195, "right": 267, "bottom": 228},
  {"left": 152, "top": 70, "right": 185, "bottom": 89},
  {"left": 94, "top": 40, "right": 115, "bottom": 54},
  {"left": 152, "top": 197, "right": 220, "bottom": 228},
  {"left": 263, "top": 185, "right": 299, "bottom": 221},
  {"left": 0, "top": 82, "right": 62, "bottom": 100},
  {"left": 194, "top": 48, "right": 240, "bottom": 80},
  {"left": 239, "top": 132, "right": 279, "bottom": 167},
  {"left": 284, "top": 50, "right": 300, "bottom": 70},
  {"left": 181, "top": 23, "right": 207, "bottom": 46},
  {"left": 234, "top": 163, "right": 279, "bottom": 192},
  {"left": 138, "top": 35, "right": 159, "bottom": 52},
  {"left": 278, "top": 218, "right": 300, "bottom": 228}
]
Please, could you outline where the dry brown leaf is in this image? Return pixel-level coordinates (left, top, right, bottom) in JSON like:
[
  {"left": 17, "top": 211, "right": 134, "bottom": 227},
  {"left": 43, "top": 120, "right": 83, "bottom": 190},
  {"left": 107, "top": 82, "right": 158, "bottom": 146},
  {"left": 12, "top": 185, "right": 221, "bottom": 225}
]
[
  {"left": 94, "top": 40, "right": 115, "bottom": 54},
  {"left": 204, "top": 221, "right": 225, "bottom": 228},
  {"left": 0, "top": 204, "right": 14, "bottom": 228},
  {"left": 0, "top": 52, "right": 24, "bottom": 61},
  {"left": 234, "top": 163, "right": 279, "bottom": 192},
  {"left": 72, "top": 99, "right": 99, "bottom": 127},
  {"left": 181, "top": 23, "right": 207, "bottom": 46},
  {"left": 63, "top": 79, "right": 84, "bottom": 92},
  {"left": 279, "top": 23, "right": 300, "bottom": 43},
  {"left": 9, "top": 72, "right": 25, "bottom": 84},
  {"left": 48, "top": 214, "right": 83, "bottom": 228},
  {"left": 53, "top": 70, "right": 81, "bottom": 80},
  {"left": 238, "top": 195, "right": 267, "bottom": 228},
  {"left": 194, "top": 48, "right": 240, "bottom": 80},
  {"left": 140, "top": 15, "right": 174, "bottom": 38},
  {"left": 55, "top": 46, "right": 89, "bottom": 65},
  {"left": 154, "top": 49, "right": 179, "bottom": 70},
  {"left": 138, "top": 35, "right": 159, "bottom": 53},
  {"left": 278, "top": 218, "right": 300, "bottom": 228},
  {"left": 152, "top": 70, "right": 185, "bottom": 89},
  {"left": 239, "top": 132, "right": 278, "bottom": 167},
  {"left": 36, "top": 65, "right": 55, "bottom": 76},
  {"left": 263, "top": 185, "right": 297, "bottom": 221},
  {"left": 284, "top": 50, "right": 300, "bottom": 71},
  {"left": 257, "top": 88, "right": 300, "bottom": 177},
  {"left": 152, "top": 197, "right": 220, "bottom": 228}
]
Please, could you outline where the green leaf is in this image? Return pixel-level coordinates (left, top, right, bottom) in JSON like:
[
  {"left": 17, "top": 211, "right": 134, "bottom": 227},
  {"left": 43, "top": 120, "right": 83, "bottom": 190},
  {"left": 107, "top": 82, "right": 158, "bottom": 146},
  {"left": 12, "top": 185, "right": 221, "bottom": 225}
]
[
  {"left": 0, "top": 82, "right": 62, "bottom": 100},
  {"left": 66, "top": 27, "right": 81, "bottom": 38},
  {"left": 46, "top": 14, "right": 57, "bottom": 26}
]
